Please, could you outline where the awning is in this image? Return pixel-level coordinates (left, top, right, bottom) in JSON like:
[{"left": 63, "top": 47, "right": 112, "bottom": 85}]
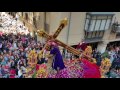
[
  {"left": 87, "top": 12, "right": 115, "bottom": 16},
  {"left": 84, "top": 37, "right": 103, "bottom": 43}
]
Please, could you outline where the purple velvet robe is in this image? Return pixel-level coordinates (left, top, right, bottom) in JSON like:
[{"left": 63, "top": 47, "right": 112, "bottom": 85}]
[{"left": 50, "top": 46, "right": 65, "bottom": 70}]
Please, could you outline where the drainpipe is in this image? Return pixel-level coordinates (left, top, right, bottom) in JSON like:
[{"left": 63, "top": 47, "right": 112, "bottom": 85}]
[
  {"left": 66, "top": 12, "right": 71, "bottom": 44},
  {"left": 65, "top": 12, "right": 71, "bottom": 58},
  {"left": 40, "top": 13, "right": 44, "bottom": 43},
  {"left": 41, "top": 12, "right": 46, "bottom": 44},
  {"left": 44, "top": 12, "right": 46, "bottom": 31}
]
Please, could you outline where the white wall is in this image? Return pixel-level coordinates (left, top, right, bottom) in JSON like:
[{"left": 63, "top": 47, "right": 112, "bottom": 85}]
[
  {"left": 49, "top": 12, "right": 69, "bottom": 44},
  {"left": 68, "top": 12, "right": 86, "bottom": 45}
]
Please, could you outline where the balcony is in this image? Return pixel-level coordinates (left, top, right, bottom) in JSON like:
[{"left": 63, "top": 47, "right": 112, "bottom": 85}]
[
  {"left": 110, "top": 22, "right": 120, "bottom": 39},
  {"left": 84, "top": 12, "right": 114, "bottom": 43},
  {"left": 112, "top": 22, "right": 120, "bottom": 33},
  {"left": 87, "top": 12, "right": 114, "bottom": 16},
  {"left": 84, "top": 37, "right": 103, "bottom": 43}
]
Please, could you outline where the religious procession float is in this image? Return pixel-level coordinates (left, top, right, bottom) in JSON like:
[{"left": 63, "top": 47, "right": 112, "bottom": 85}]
[{"left": 23, "top": 18, "right": 113, "bottom": 78}]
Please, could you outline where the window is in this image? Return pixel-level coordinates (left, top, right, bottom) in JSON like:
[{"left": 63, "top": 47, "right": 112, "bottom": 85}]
[
  {"left": 95, "top": 20, "right": 101, "bottom": 31},
  {"left": 100, "top": 20, "right": 106, "bottom": 30},
  {"left": 85, "top": 31, "right": 105, "bottom": 39},
  {"left": 84, "top": 12, "right": 114, "bottom": 39},
  {"left": 105, "top": 19, "right": 111, "bottom": 30},
  {"left": 87, "top": 32, "right": 92, "bottom": 38},
  {"left": 89, "top": 20, "right": 96, "bottom": 31},
  {"left": 85, "top": 19, "right": 89, "bottom": 30},
  {"left": 92, "top": 32, "right": 96, "bottom": 38}
]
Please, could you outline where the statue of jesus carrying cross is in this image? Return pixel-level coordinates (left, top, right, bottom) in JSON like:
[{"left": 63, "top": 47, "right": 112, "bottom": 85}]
[{"left": 36, "top": 18, "right": 94, "bottom": 71}]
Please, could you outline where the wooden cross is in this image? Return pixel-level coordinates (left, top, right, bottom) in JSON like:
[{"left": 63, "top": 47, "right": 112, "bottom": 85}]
[{"left": 37, "top": 18, "right": 94, "bottom": 61}]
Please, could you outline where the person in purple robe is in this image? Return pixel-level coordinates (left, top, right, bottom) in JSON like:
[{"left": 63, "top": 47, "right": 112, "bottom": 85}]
[{"left": 48, "top": 41, "right": 65, "bottom": 71}]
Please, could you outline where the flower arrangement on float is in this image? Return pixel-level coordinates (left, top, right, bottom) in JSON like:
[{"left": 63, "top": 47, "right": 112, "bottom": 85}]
[
  {"left": 81, "top": 58, "right": 101, "bottom": 78},
  {"left": 47, "top": 59, "right": 100, "bottom": 78},
  {"left": 36, "top": 68, "right": 48, "bottom": 78},
  {"left": 47, "top": 68, "right": 57, "bottom": 78},
  {"left": 68, "top": 64, "right": 84, "bottom": 78},
  {"left": 25, "top": 67, "right": 36, "bottom": 78},
  {"left": 36, "top": 64, "right": 48, "bottom": 78},
  {"left": 47, "top": 59, "right": 84, "bottom": 78},
  {"left": 28, "top": 49, "right": 38, "bottom": 67},
  {"left": 100, "top": 58, "right": 111, "bottom": 78},
  {"left": 38, "top": 50, "right": 43, "bottom": 59}
]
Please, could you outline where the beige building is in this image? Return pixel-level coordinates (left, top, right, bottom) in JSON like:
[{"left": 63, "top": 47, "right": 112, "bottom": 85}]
[{"left": 9, "top": 12, "right": 120, "bottom": 53}]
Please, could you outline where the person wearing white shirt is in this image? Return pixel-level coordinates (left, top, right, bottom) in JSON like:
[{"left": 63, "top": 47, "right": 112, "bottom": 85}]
[
  {"left": 13, "top": 41, "right": 17, "bottom": 50},
  {"left": 43, "top": 49, "right": 49, "bottom": 63},
  {"left": 18, "top": 68, "right": 23, "bottom": 78},
  {"left": 15, "top": 14, "right": 19, "bottom": 20},
  {"left": 0, "top": 43, "right": 2, "bottom": 49},
  {"left": 21, "top": 66, "right": 27, "bottom": 74},
  {"left": 67, "top": 53, "right": 71, "bottom": 60}
]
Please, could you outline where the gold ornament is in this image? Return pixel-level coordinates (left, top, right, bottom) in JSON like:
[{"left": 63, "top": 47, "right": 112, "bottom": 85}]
[
  {"left": 83, "top": 46, "right": 93, "bottom": 61},
  {"left": 100, "top": 58, "right": 111, "bottom": 77},
  {"left": 36, "top": 68, "right": 48, "bottom": 78},
  {"left": 28, "top": 49, "right": 38, "bottom": 67},
  {"left": 38, "top": 50, "right": 43, "bottom": 59},
  {"left": 84, "top": 46, "right": 92, "bottom": 54}
]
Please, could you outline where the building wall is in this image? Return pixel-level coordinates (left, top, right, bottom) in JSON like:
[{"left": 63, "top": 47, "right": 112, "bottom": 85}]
[
  {"left": 68, "top": 12, "right": 86, "bottom": 45},
  {"left": 47, "top": 12, "right": 69, "bottom": 44}
]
